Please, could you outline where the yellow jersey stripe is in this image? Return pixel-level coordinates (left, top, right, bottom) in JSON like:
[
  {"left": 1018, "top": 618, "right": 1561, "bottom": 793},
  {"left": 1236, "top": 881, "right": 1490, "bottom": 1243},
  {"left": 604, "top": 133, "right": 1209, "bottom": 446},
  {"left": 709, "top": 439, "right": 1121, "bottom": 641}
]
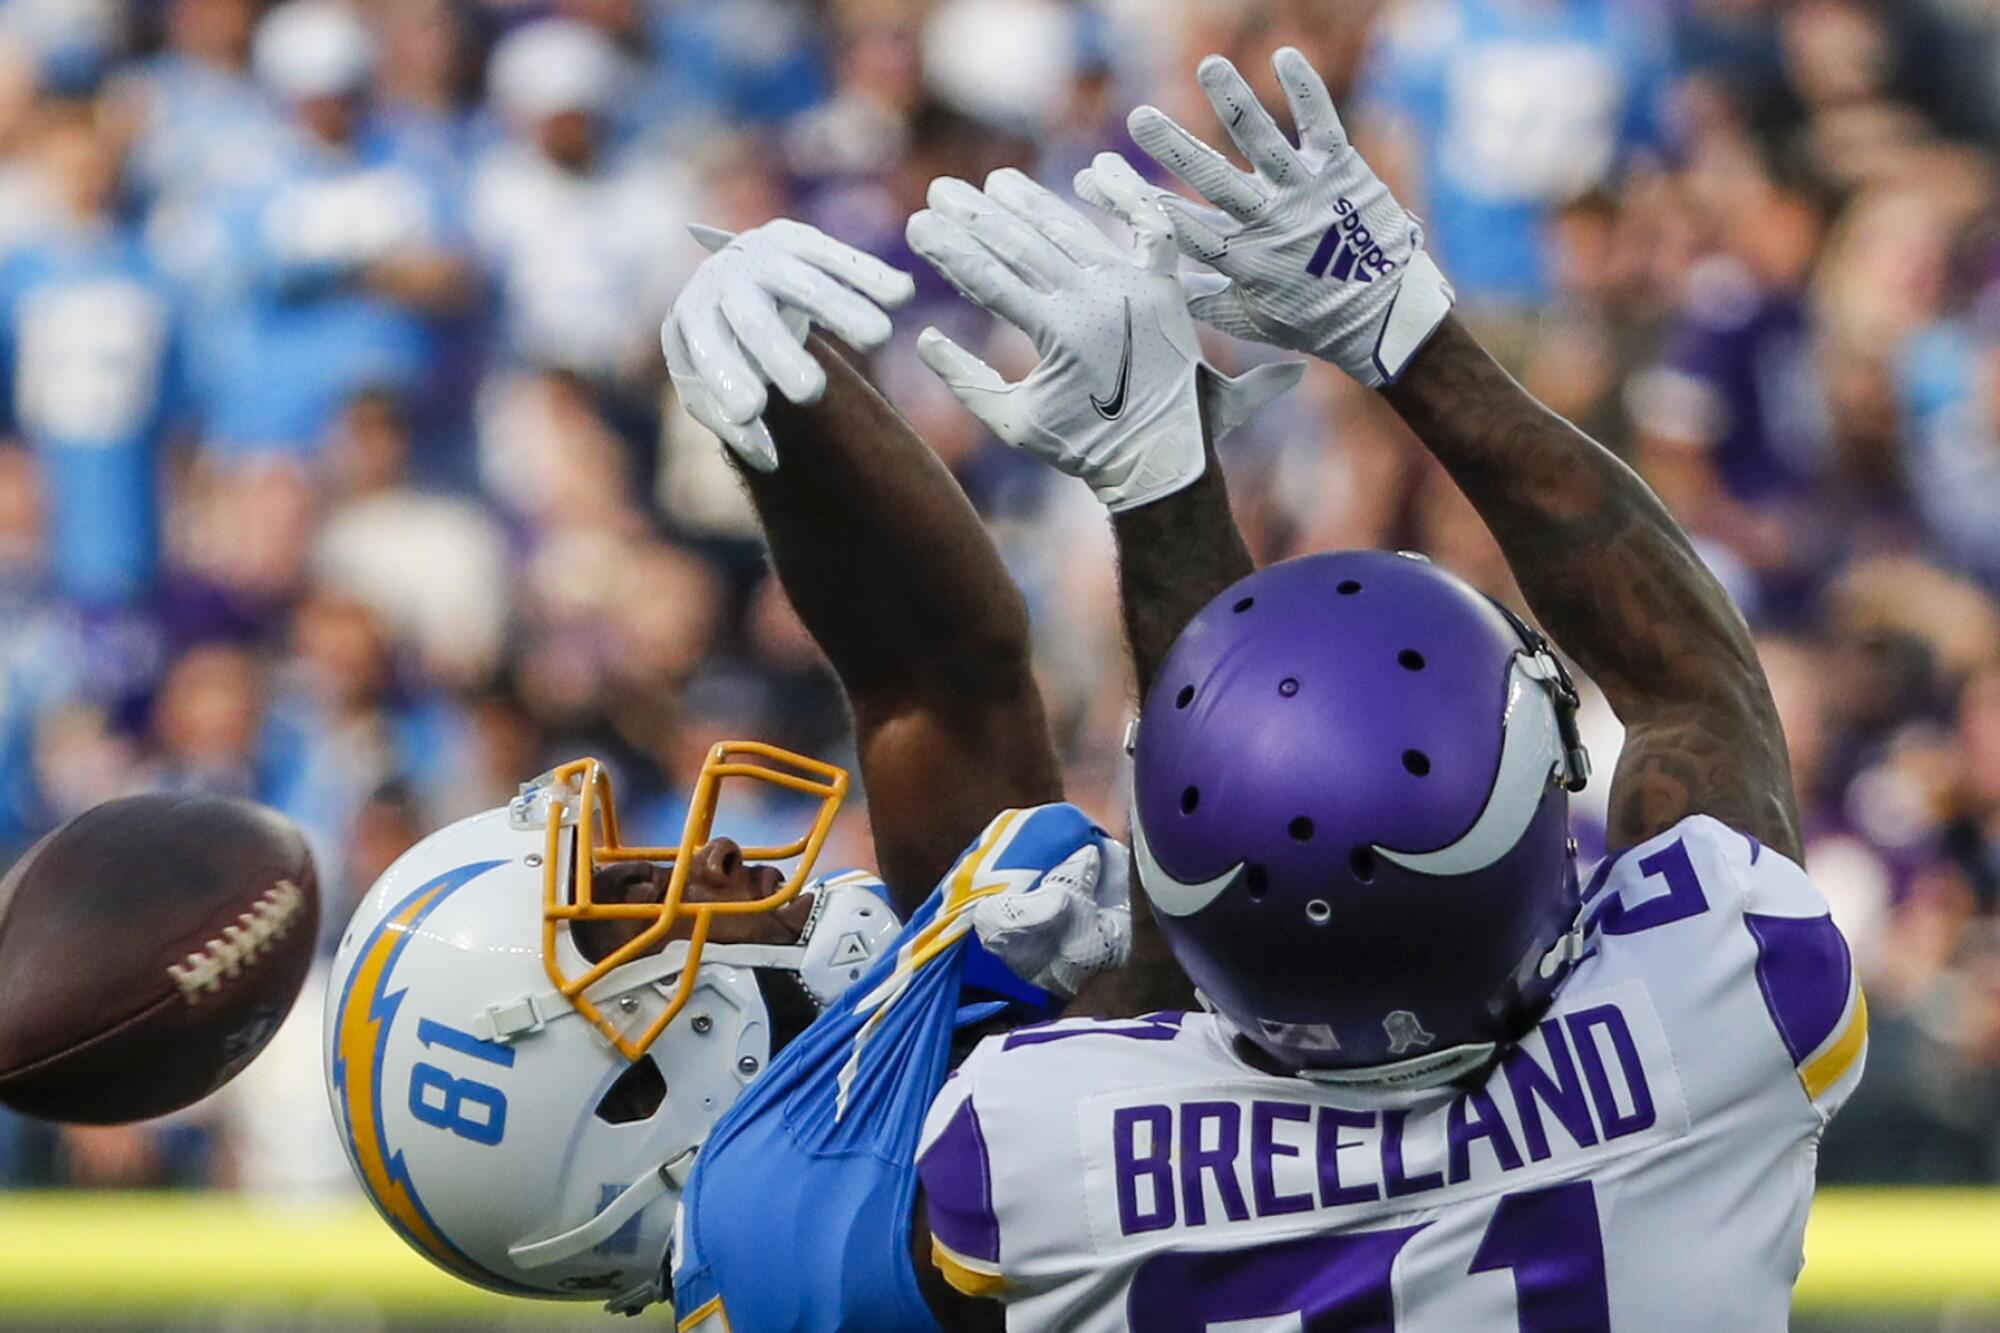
[
  {"left": 677, "top": 1295, "right": 731, "bottom": 1331},
  {"left": 1802, "top": 986, "right": 1868, "bottom": 1102},
  {"left": 932, "top": 1237, "right": 1007, "bottom": 1299}
]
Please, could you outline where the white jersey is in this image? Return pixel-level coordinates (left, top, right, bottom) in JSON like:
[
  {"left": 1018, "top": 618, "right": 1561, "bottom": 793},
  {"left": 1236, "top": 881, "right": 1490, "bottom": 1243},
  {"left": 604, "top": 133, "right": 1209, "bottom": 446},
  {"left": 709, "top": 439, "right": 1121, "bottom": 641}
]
[{"left": 915, "top": 815, "right": 1865, "bottom": 1332}]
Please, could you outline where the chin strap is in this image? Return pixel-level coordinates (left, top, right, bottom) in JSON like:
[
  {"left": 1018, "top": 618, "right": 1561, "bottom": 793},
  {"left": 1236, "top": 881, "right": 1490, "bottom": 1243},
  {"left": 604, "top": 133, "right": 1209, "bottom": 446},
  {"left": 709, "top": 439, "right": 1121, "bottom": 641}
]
[{"left": 511, "top": 1149, "right": 697, "bottom": 1278}]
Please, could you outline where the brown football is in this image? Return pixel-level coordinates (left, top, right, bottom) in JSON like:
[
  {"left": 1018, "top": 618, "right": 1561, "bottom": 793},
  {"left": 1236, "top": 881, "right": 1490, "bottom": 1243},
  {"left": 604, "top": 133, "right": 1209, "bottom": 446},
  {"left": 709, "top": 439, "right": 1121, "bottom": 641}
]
[{"left": 0, "top": 793, "right": 319, "bottom": 1124}]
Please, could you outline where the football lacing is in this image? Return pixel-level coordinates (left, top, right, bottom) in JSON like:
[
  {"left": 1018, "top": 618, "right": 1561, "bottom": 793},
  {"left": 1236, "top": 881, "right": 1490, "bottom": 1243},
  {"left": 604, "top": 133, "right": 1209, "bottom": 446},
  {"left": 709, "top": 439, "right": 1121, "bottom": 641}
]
[{"left": 167, "top": 879, "right": 307, "bottom": 1004}]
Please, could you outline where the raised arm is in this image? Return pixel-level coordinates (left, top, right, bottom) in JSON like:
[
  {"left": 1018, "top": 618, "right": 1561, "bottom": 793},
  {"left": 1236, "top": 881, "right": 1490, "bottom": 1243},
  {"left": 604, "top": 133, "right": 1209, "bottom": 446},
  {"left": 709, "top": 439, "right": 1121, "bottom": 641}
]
[
  {"left": 1099, "top": 46, "right": 1799, "bottom": 859},
  {"left": 662, "top": 222, "right": 1060, "bottom": 909},
  {"left": 1383, "top": 319, "right": 1796, "bottom": 856},
  {"left": 901, "top": 166, "right": 1294, "bottom": 701},
  {"left": 1110, "top": 422, "right": 1254, "bottom": 693},
  {"left": 752, "top": 339, "right": 1064, "bottom": 902},
  {"left": 904, "top": 167, "right": 1300, "bottom": 1017}
]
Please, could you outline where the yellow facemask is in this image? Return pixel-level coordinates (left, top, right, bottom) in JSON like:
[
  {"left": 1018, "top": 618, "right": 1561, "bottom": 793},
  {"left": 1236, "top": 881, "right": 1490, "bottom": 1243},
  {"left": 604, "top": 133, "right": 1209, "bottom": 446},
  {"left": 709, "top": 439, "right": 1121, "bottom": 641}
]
[{"left": 527, "top": 745, "right": 848, "bottom": 1060}]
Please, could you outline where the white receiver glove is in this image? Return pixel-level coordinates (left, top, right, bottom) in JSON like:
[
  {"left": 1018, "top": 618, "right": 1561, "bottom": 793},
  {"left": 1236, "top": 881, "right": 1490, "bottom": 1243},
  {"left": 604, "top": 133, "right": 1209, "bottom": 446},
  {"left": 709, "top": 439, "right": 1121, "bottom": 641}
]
[
  {"left": 662, "top": 219, "right": 915, "bottom": 471},
  {"left": 1080, "top": 47, "right": 1454, "bottom": 389},
  {"left": 906, "top": 168, "right": 1301, "bottom": 512},
  {"left": 970, "top": 838, "right": 1133, "bottom": 999}
]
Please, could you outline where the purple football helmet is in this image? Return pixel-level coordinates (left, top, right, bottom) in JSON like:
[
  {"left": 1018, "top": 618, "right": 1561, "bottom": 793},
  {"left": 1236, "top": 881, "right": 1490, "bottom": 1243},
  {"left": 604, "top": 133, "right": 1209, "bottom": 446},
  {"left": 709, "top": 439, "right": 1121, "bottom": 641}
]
[{"left": 1131, "top": 551, "right": 1591, "bottom": 1084}]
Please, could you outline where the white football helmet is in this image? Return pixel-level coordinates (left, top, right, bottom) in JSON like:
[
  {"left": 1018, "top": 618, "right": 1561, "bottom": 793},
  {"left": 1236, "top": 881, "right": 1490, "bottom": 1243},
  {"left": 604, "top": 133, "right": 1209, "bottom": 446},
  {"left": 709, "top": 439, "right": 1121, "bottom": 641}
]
[{"left": 323, "top": 748, "right": 900, "bottom": 1311}]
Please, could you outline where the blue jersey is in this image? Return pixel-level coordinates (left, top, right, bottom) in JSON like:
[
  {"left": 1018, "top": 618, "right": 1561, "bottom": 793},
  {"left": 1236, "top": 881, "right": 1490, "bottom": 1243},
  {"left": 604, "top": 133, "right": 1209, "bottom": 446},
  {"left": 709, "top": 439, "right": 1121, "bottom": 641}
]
[
  {"left": 123, "top": 52, "right": 285, "bottom": 206},
  {"left": 1363, "top": 0, "right": 1669, "bottom": 306},
  {"left": 0, "top": 229, "right": 185, "bottom": 605},
  {"left": 671, "top": 803, "right": 1100, "bottom": 1332},
  {"left": 197, "top": 125, "right": 460, "bottom": 454},
  {"left": 1896, "top": 321, "right": 2000, "bottom": 585}
]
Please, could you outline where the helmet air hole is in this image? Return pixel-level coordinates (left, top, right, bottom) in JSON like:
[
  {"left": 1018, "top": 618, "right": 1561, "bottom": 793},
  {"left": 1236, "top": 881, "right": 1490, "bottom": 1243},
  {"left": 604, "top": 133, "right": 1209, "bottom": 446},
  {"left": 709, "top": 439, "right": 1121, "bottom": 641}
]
[
  {"left": 1403, "top": 750, "right": 1432, "bottom": 777},
  {"left": 594, "top": 1054, "right": 668, "bottom": 1124},
  {"left": 1288, "top": 816, "right": 1315, "bottom": 842},
  {"left": 1337, "top": 580, "right": 1362, "bottom": 595},
  {"left": 1181, "top": 786, "right": 1201, "bottom": 814},
  {"left": 1278, "top": 677, "right": 1300, "bottom": 697},
  {"left": 1349, "top": 847, "right": 1378, "bottom": 882},
  {"left": 1244, "top": 865, "right": 1268, "bottom": 899},
  {"left": 1175, "top": 685, "right": 1195, "bottom": 709},
  {"left": 1398, "top": 650, "right": 1426, "bottom": 671},
  {"left": 1305, "top": 899, "right": 1332, "bottom": 925},
  {"left": 1233, "top": 597, "right": 1255, "bottom": 613}
]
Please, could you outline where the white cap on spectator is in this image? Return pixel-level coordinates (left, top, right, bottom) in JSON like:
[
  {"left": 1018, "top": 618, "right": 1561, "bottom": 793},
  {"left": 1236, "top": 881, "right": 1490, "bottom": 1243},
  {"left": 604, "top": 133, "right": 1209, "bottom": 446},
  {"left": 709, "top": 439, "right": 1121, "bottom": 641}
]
[
  {"left": 923, "top": 0, "right": 1078, "bottom": 134},
  {"left": 488, "top": 19, "right": 622, "bottom": 123},
  {"left": 253, "top": 0, "right": 375, "bottom": 102}
]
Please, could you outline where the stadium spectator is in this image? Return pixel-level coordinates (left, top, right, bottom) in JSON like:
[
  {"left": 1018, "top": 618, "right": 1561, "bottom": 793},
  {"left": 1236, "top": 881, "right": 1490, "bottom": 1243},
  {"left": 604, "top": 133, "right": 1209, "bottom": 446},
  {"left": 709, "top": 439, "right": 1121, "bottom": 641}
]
[
  {"left": 0, "top": 97, "right": 184, "bottom": 609},
  {"left": 197, "top": 0, "right": 471, "bottom": 457},
  {"left": 1360, "top": 0, "right": 1672, "bottom": 315},
  {"left": 469, "top": 18, "right": 697, "bottom": 425}
]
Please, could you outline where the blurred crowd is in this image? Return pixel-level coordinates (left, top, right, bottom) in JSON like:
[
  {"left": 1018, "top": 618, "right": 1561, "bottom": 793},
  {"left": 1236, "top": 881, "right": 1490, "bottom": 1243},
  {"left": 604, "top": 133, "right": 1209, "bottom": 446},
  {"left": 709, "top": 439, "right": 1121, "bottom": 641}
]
[{"left": 0, "top": 0, "right": 1995, "bottom": 1195}]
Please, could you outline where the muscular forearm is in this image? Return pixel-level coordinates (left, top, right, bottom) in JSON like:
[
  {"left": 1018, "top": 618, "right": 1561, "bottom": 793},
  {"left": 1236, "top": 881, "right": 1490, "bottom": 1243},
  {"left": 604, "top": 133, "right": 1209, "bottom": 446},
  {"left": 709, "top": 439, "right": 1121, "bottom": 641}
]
[
  {"left": 1382, "top": 318, "right": 1799, "bottom": 857},
  {"left": 750, "top": 336, "right": 1036, "bottom": 707},
  {"left": 1111, "top": 432, "right": 1253, "bottom": 695},
  {"left": 1073, "top": 429, "right": 1248, "bottom": 1019},
  {"left": 744, "top": 336, "right": 1061, "bottom": 900}
]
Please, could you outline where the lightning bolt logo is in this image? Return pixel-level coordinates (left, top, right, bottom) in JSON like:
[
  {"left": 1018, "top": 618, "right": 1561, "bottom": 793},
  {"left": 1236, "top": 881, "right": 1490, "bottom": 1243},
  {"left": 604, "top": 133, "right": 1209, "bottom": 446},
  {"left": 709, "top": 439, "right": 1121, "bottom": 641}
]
[{"left": 329, "top": 860, "right": 535, "bottom": 1294}]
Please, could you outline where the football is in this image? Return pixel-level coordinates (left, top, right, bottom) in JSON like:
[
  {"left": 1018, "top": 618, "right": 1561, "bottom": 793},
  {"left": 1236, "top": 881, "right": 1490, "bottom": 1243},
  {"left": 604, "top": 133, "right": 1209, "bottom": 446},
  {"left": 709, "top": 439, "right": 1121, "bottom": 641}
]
[{"left": 0, "top": 794, "right": 320, "bottom": 1124}]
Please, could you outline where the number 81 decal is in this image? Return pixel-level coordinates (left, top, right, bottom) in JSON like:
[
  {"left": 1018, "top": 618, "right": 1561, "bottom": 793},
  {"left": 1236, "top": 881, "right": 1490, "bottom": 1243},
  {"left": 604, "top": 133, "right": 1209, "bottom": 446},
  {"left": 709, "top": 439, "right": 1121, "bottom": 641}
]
[{"left": 408, "top": 1018, "right": 514, "bottom": 1146}]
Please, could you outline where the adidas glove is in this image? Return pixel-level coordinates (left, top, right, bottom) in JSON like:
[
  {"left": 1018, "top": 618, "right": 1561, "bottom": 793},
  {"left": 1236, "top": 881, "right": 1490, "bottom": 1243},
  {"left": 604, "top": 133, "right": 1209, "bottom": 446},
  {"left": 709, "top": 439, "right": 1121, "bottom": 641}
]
[
  {"left": 907, "top": 168, "right": 1301, "bottom": 513},
  {"left": 1078, "top": 47, "right": 1455, "bottom": 389},
  {"left": 662, "top": 220, "right": 915, "bottom": 471}
]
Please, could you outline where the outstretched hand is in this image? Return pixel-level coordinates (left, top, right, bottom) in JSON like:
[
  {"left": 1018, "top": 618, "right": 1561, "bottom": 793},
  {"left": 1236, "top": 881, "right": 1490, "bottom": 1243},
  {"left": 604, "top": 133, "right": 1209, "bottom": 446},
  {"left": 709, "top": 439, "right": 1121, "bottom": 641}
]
[
  {"left": 907, "top": 168, "right": 1300, "bottom": 513},
  {"left": 1078, "top": 46, "right": 1455, "bottom": 388},
  {"left": 662, "top": 220, "right": 915, "bottom": 471}
]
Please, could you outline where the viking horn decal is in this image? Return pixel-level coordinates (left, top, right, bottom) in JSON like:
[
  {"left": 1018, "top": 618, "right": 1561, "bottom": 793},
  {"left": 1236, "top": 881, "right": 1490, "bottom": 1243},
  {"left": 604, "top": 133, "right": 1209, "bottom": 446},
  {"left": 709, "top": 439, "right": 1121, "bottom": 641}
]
[
  {"left": 1131, "top": 813, "right": 1242, "bottom": 918},
  {"left": 1373, "top": 657, "right": 1562, "bottom": 877}
]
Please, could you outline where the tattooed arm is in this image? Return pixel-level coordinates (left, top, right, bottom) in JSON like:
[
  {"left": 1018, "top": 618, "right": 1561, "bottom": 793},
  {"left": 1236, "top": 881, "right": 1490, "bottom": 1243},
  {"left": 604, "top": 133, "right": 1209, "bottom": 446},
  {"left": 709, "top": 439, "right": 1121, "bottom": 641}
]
[
  {"left": 1384, "top": 317, "right": 1800, "bottom": 860},
  {"left": 1090, "top": 46, "right": 1797, "bottom": 861}
]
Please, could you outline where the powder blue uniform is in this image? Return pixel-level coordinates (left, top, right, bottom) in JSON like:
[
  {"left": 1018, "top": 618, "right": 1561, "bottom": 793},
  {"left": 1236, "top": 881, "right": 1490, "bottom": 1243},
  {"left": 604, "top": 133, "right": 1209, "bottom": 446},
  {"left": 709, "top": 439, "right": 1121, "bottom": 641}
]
[
  {"left": 918, "top": 817, "right": 1864, "bottom": 1331},
  {"left": 0, "top": 229, "right": 186, "bottom": 606},
  {"left": 198, "top": 126, "right": 460, "bottom": 454},
  {"left": 1896, "top": 320, "right": 2000, "bottom": 586},
  {"left": 1362, "top": 0, "right": 1669, "bottom": 306},
  {"left": 670, "top": 803, "right": 1101, "bottom": 1332}
]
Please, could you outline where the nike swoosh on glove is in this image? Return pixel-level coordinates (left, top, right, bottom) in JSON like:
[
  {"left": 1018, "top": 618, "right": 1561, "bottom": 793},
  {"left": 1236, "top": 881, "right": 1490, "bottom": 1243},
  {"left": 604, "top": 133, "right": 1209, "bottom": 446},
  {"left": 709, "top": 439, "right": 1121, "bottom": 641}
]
[
  {"left": 662, "top": 219, "right": 915, "bottom": 471},
  {"left": 1078, "top": 46, "right": 1455, "bottom": 389},
  {"left": 907, "top": 168, "right": 1302, "bottom": 513},
  {"left": 969, "top": 830, "right": 1133, "bottom": 999}
]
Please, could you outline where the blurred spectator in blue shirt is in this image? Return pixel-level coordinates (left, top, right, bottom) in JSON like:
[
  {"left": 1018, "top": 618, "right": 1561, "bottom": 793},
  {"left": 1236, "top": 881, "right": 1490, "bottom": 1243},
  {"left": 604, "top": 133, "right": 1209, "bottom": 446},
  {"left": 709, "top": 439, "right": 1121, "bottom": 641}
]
[
  {"left": 1896, "top": 295, "right": 2000, "bottom": 589},
  {"left": 649, "top": 0, "right": 829, "bottom": 128},
  {"left": 372, "top": 0, "right": 489, "bottom": 176},
  {"left": 115, "top": 0, "right": 280, "bottom": 208},
  {"left": 0, "top": 100, "right": 186, "bottom": 609},
  {"left": 1362, "top": 0, "right": 1671, "bottom": 310},
  {"left": 198, "top": 0, "right": 473, "bottom": 459}
]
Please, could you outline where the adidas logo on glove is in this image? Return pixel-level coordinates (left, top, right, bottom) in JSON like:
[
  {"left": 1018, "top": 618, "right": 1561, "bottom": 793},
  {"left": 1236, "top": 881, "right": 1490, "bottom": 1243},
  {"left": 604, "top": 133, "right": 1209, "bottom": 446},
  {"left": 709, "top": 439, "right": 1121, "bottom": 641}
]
[{"left": 1307, "top": 198, "right": 1397, "bottom": 284}]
